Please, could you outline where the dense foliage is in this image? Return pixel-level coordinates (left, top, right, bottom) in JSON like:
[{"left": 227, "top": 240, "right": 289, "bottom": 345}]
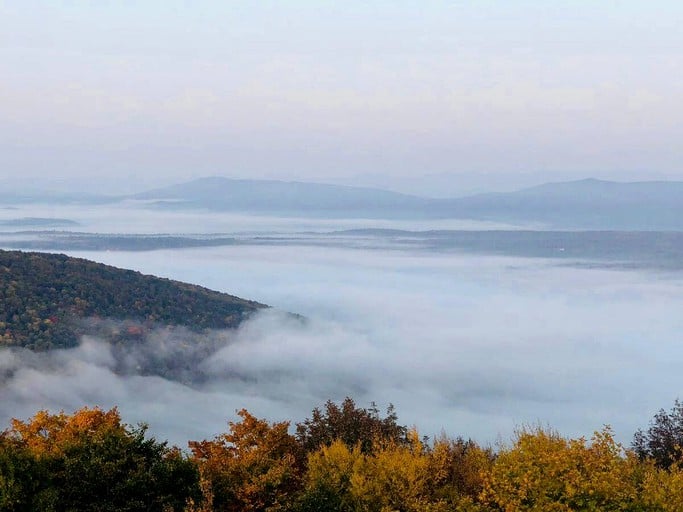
[
  {"left": 0, "top": 250, "right": 265, "bottom": 350},
  {"left": 3, "top": 398, "right": 683, "bottom": 511},
  {"left": 295, "top": 397, "right": 408, "bottom": 454},
  {"left": 189, "top": 409, "right": 304, "bottom": 512},
  {"left": 0, "top": 407, "right": 200, "bottom": 511},
  {"left": 633, "top": 398, "right": 683, "bottom": 469}
]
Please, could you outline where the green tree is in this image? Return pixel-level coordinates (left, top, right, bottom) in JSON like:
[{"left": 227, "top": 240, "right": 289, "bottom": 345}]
[
  {"left": 295, "top": 397, "right": 407, "bottom": 454},
  {"left": 0, "top": 435, "right": 54, "bottom": 512},
  {"left": 5, "top": 407, "right": 200, "bottom": 512},
  {"left": 633, "top": 399, "right": 683, "bottom": 469}
]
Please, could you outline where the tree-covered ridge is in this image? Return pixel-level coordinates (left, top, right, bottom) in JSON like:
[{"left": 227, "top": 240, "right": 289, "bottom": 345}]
[{"left": 0, "top": 250, "right": 266, "bottom": 350}]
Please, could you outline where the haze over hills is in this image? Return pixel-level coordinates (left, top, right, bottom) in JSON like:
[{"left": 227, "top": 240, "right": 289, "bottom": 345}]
[
  {"left": 0, "top": 217, "right": 79, "bottom": 228},
  {"left": 131, "top": 176, "right": 683, "bottom": 230},
  {"left": 2, "top": 175, "right": 682, "bottom": 229},
  {"left": 434, "top": 178, "right": 683, "bottom": 230},
  {"left": 132, "top": 176, "right": 433, "bottom": 218}
]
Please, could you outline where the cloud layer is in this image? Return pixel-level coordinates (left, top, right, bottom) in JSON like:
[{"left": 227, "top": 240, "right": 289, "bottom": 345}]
[{"left": 2, "top": 240, "right": 683, "bottom": 447}]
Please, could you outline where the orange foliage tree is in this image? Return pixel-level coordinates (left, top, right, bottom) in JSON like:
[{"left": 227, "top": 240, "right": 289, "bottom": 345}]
[{"left": 189, "top": 409, "right": 303, "bottom": 512}]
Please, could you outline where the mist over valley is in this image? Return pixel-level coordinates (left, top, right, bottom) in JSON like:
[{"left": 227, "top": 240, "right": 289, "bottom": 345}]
[{"left": 1, "top": 193, "right": 682, "bottom": 446}]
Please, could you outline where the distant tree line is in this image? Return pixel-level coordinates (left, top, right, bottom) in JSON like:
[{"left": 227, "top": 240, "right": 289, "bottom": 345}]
[
  {"left": 0, "top": 250, "right": 264, "bottom": 350},
  {"left": 3, "top": 397, "right": 683, "bottom": 511}
]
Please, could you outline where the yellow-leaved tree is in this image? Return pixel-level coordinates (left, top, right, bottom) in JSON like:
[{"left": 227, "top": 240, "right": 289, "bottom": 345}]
[
  {"left": 297, "top": 439, "right": 362, "bottom": 512},
  {"left": 481, "top": 426, "right": 646, "bottom": 511}
]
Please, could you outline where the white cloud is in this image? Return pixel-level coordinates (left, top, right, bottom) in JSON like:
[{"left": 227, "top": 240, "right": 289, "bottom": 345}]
[{"left": 2, "top": 239, "right": 682, "bottom": 447}]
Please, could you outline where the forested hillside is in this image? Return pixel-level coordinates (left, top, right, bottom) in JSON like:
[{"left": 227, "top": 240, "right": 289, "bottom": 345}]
[{"left": 0, "top": 250, "right": 265, "bottom": 350}]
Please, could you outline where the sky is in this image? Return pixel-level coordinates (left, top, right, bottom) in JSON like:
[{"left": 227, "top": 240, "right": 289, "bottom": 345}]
[{"left": 1, "top": 1, "right": 683, "bottom": 195}]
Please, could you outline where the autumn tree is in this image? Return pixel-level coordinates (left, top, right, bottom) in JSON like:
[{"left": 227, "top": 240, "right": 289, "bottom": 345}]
[
  {"left": 296, "top": 439, "right": 362, "bottom": 512},
  {"left": 427, "top": 434, "right": 494, "bottom": 508},
  {"left": 189, "top": 409, "right": 303, "bottom": 512},
  {"left": 640, "top": 460, "right": 683, "bottom": 512},
  {"left": 481, "top": 426, "right": 644, "bottom": 511},
  {"left": 349, "top": 430, "right": 438, "bottom": 511},
  {"left": 298, "top": 429, "right": 489, "bottom": 512}
]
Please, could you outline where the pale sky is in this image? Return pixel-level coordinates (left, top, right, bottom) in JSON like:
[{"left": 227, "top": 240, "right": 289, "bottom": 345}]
[{"left": 1, "top": 1, "right": 682, "bottom": 195}]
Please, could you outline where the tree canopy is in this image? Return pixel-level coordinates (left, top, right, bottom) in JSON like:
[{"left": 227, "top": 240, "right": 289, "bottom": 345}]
[
  {"left": 633, "top": 398, "right": 683, "bottom": 469},
  {"left": 2, "top": 398, "right": 683, "bottom": 511},
  {"left": 0, "top": 249, "right": 265, "bottom": 350},
  {"left": 295, "top": 397, "right": 407, "bottom": 454},
  {"left": 1, "top": 407, "right": 200, "bottom": 512}
]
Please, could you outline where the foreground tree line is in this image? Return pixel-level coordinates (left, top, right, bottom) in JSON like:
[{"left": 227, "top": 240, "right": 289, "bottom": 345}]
[{"left": 2, "top": 398, "right": 683, "bottom": 511}]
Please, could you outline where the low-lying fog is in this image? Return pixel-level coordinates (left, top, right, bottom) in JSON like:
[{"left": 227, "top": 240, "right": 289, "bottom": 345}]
[
  {"left": 0, "top": 202, "right": 527, "bottom": 234},
  {"left": 1, "top": 204, "right": 682, "bottom": 447}
]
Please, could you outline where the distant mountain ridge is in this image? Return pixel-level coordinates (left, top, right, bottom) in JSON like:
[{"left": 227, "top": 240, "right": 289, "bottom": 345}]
[
  {"left": 133, "top": 176, "right": 432, "bottom": 217},
  {"left": 0, "top": 250, "right": 266, "bottom": 350},
  {"left": 432, "top": 178, "right": 683, "bottom": 230},
  {"left": 132, "top": 176, "right": 683, "bottom": 229}
]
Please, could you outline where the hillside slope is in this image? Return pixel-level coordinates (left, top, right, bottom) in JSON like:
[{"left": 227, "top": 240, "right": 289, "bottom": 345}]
[{"left": 0, "top": 250, "right": 266, "bottom": 350}]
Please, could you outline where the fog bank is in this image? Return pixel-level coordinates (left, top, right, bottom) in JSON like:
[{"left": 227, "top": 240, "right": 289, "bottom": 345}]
[{"left": 2, "top": 244, "right": 682, "bottom": 446}]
